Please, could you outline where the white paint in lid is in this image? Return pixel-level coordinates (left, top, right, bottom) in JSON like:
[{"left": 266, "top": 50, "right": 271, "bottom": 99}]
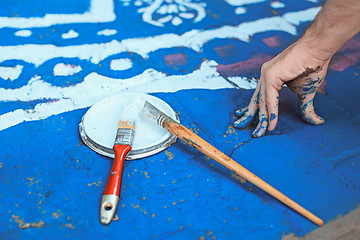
[{"left": 80, "top": 93, "right": 178, "bottom": 159}]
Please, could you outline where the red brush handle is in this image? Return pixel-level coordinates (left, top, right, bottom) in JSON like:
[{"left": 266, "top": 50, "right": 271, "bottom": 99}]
[{"left": 103, "top": 145, "right": 131, "bottom": 196}]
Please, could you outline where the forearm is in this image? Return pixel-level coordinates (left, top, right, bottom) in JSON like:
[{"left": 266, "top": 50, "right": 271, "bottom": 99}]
[{"left": 302, "top": 0, "right": 360, "bottom": 60}]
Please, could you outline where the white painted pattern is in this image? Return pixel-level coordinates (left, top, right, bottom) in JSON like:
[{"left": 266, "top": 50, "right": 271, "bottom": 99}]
[
  {"left": 225, "top": 0, "right": 266, "bottom": 7},
  {"left": 0, "top": 8, "right": 320, "bottom": 66},
  {"left": 120, "top": 0, "right": 207, "bottom": 27},
  {"left": 61, "top": 30, "right": 79, "bottom": 39},
  {"left": 14, "top": 30, "right": 32, "bottom": 37},
  {"left": 0, "top": 6, "right": 320, "bottom": 131},
  {"left": 53, "top": 63, "right": 82, "bottom": 76},
  {"left": 270, "top": 1, "right": 285, "bottom": 9},
  {"left": 0, "top": 65, "right": 23, "bottom": 81},
  {"left": 97, "top": 29, "right": 117, "bottom": 36},
  {"left": 0, "top": 61, "right": 231, "bottom": 131},
  {"left": 110, "top": 59, "right": 133, "bottom": 71}
]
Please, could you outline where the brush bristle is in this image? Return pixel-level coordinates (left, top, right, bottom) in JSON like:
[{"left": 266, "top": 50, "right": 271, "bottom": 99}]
[
  {"left": 118, "top": 120, "right": 135, "bottom": 129},
  {"left": 117, "top": 97, "right": 145, "bottom": 129}
]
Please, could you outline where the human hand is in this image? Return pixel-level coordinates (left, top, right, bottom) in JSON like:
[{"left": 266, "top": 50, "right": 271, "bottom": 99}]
[{"left": 234, "top": 39, "right": 330, "bottom": 137}]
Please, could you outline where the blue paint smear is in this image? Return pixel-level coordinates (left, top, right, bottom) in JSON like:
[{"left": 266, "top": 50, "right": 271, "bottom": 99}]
[
  {"left": 0, "top": 99, "right": 49, "bottom": 115},
  {"left": 0, "top": 0, "right": 91, "bottom": 17},
  {"left": 270, "top": 113, "right": 277, "bottom": 122}
]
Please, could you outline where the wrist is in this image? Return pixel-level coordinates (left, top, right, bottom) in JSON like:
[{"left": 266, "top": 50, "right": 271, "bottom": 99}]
[{"left": 299, "top": 30, "right": 336, "bottom": 62}]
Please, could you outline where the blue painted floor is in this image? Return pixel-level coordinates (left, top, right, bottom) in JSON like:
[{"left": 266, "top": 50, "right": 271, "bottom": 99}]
[{"left": 1, "top": 0, "right": 360, "bottom": 239}]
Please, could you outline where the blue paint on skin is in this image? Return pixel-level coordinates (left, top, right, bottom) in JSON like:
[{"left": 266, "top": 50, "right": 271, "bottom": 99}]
[
  {"left": 270, "top": 113, "right": 277, "bottom": 122},
  {"left": 252, "top": 115, "right": 268, "bottom": 137},
  {"left": 235, "top": 107, "right": 247, "bottom": 117},
  {"left": 301, "top": 77, "right": 323, "bottom": 93},
  {"left": 298, "top": 99, "right": 325, "bottom": 125},
  {"left": 299, "top": 99, "right": 312, "bottom": 113},
  {"left": 252, "top": 128, "right": 261, "bottom": 137},
  {"left": 234, "top": 113, "right": 254, "bottom": 129}
]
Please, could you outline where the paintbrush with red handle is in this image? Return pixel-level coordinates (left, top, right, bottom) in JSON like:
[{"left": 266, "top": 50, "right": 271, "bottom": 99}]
[
  {"left": 100, "top": 98, "right": 144, "bottom": 224},
  {"left": 140, "top": 100, "right": 324, "bottom": 226}
]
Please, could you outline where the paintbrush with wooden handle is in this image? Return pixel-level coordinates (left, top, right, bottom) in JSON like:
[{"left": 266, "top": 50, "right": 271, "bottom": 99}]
[
  {"left": 100, "top": 98, "right": 145, "bottom": 225},
  {"left": 139, "top": 100, "right": 324, "bottom": 226}
]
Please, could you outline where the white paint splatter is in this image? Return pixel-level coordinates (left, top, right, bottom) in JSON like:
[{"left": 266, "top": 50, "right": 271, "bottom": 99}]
[
  {"left": 172, "top": 17, "right": 183, "bottom": 26},
  {"left": 235, "top": 7, "right": 247, "bottom": 15},
  {"left": 228, "top": 76, "right": 258, "bottom": 89},
  {"left": 0, "top": 65, "right": 23, "bottom": 81},
  {"left": 0, "top": 0, "right": 115, "bottom": 29},
  {"left": 225, "top": 0, "right": 266, "bottom": 7},
  {"left": 53, "top": 63, "right": 82, "bottom": 76},
  {"left": 110, "top": 59, "right": 133, "bottom": 71},
  {"left": 14, "top": 30, "right": 32, "bottom": 37},
  {"left": 270, "top": 1, "right": 285, "bottom": 9},
  {"left": 0, "top": 7, "right": 321, "bottom": 67},
  {"left": 97, "top": 29, "right": 117, "bottom": 36},
  {"left": 62, "top": 30, "right": 79, "bottom": 39}
]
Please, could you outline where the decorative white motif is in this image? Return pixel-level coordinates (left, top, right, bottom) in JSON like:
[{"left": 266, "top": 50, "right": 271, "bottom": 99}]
[
  {"left": 225, "top": 0, "right": 266, "bottom": 6},
  {"left": 120, "top": 0, "right": 207, "bottom": 27},
  {"left": 225, "top": 0, "right": 266, "bottom": 16},
  {"left": 270, "top": 1, "right": 285, "bottom": 9},
  {"left": 61, "top": 30, "right": 79, "bottom": 39},
  {"left": 14, "top": 30, "right": 32, "bottom": 37},
  {"left": 0, "top": 65, "right": 23, "bottom": 81},
  {"left": 53, "top": 63, "right": 82, "bottom": 76},
  {"left": 1, "top": 7, "right": 322, "bottom": 66},
  {"left": 0, "top": 61, "right": 233, "bottom": 131},
  {"left": 0, "top": 7, "right": 321, "bottom": 131},
  {"left": 235, "top": 7, "right": 247, "bottom": 15},
  {"left": 97, "top": 29, "right": 117, "bottom": 36},
  {"left": 110, "top": 59, "right": 133, "bottom": 71}
]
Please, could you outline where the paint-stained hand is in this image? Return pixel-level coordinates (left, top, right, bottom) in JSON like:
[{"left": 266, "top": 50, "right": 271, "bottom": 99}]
[{"left": 234, "top": 39, "right": 330, "bottom": 137}]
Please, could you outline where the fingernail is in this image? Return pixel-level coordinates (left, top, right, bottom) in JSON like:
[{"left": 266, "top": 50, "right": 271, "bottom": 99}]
[
  {"left": 251, "top": 126, "right": 262, "bottom": 138},
  {"left": 235, "top": 108, "right": 246, "bottom": 117},
  {"left": 317, "top": 116, "right": 324, "bottom": 122},
  {"left": 234, "top": 115, "right": 253, "bottom": 129},
  {"left": 252, "top": 129, "right": 260, "bottom": 138}
]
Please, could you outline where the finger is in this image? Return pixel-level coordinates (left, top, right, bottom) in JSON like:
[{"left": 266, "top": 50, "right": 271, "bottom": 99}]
[
  {"left": 267, "top": 87, "right": 280, "bottom": 132},
  {"left": 235, "top": 106, "right": 248, "bottom": 117},
  {"left": 234, "top": 108, "right": 258, "bottom": 129},
  {"left": 298, "top": 94, "right": 325, "bottom": 125},
  {"left": 234, "top": 87, "right": 260, "bottom": 129},
  {"left": 252, "top": 85, "right": 268, "bottom": 137}
]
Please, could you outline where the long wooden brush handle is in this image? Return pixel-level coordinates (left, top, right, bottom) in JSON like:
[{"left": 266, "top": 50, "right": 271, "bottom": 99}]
[{"left": 161, "top": 117, "right": 323, "bottom": 226}]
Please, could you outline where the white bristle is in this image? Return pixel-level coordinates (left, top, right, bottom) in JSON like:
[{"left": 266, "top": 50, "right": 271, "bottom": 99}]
[{"left": 118, "top": 97, "right": 146, "bottom": 123}]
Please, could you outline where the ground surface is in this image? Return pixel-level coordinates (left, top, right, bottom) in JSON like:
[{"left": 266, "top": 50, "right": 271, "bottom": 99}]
[{"left": 0, "top": 0, "right": 360, "bottom": 239}]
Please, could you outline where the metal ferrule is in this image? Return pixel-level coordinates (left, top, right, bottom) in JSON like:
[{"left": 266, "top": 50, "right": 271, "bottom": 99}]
[
  {"left": 140, "top": 101, "right": 169, "bottom": 127},
  {"left": 114, "top": 128, "right": 135, "bottom": 145}
]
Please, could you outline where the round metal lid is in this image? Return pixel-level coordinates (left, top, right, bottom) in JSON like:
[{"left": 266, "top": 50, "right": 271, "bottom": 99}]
[{"left": 79, "top": 93, "right": 178, "bottom": 160}]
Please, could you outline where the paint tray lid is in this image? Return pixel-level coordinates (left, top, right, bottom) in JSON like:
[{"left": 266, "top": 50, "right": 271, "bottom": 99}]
[{"left": 79, "top": 93, "right": 178, "bottom": 160}]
